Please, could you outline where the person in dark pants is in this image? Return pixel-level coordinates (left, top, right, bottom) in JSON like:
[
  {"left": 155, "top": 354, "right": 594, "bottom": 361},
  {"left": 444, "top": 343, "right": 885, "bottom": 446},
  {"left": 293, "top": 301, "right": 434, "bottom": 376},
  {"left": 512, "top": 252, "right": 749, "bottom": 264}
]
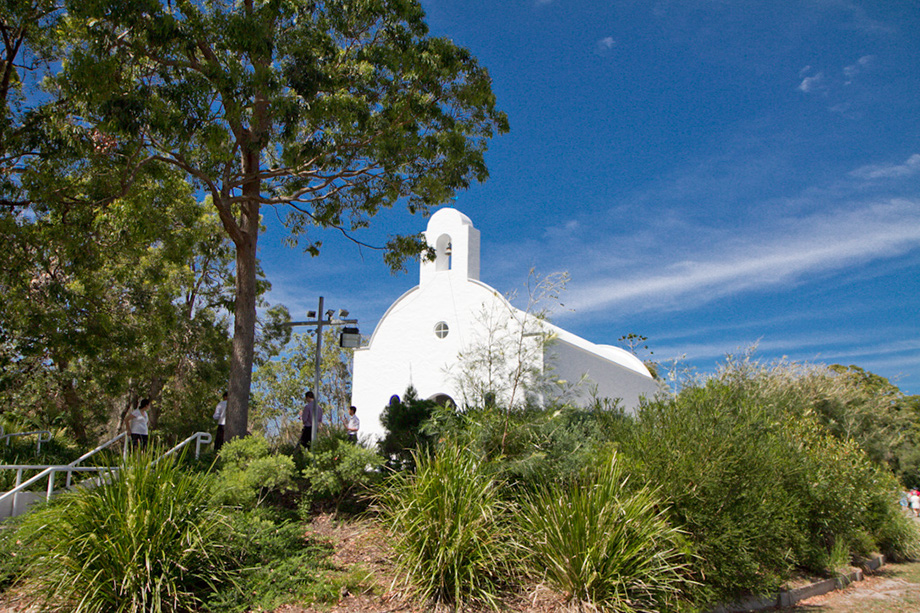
[
  {"left": 125, "top": 398, "right": 150, "bottom": 449},
  {"left": 212, "top": 391, "right": 228, "bottom": 452},
  {"left": 346, "top": 406, "right": 360, "bottom": 444},
  {"left": 299, "top": 391, "right": 322, "bottom": 447}
]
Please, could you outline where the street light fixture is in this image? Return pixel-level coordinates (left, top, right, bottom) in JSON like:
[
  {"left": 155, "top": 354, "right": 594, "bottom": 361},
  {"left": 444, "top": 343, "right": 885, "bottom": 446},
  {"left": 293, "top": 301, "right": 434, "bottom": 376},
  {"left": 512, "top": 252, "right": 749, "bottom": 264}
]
[{"left": 282, "top": 296, "right": 360, "bottom": 448}]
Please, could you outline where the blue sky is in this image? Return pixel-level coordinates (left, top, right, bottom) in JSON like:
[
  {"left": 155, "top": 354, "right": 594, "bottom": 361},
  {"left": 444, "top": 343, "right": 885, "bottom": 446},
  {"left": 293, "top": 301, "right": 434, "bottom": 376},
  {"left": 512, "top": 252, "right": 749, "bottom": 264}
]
[{"left": 261, "top": 0, "right": 920, "bottom": 395}]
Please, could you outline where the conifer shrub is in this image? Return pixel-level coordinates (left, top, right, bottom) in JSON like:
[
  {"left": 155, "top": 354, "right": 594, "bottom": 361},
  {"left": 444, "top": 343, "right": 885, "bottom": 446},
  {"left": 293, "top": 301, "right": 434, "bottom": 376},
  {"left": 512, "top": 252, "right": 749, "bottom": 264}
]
[
  {"left": 377, "top": 441, "right": 514, "bottom": 610},
  {"left": 378, "top": 386, "right": 437, "bottom": 470},
  {"left": 517, "top": 450, "right": 694, "bottom": 612}
]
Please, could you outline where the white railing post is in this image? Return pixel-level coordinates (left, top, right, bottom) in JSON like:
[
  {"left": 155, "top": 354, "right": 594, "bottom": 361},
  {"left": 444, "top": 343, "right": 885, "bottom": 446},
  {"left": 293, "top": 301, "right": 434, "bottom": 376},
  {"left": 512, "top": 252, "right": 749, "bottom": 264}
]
[
  {"left": 37, "top": 431, "right": 52, "bottom": 454},
  {"left": 46, "top": 471, "right": 55, "bottom": 501}
]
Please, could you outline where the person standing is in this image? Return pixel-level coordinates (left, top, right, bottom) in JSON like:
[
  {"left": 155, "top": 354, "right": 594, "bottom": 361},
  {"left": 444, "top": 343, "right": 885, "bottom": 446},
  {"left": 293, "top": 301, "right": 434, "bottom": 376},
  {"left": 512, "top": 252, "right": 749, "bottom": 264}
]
[
  {"left": 125, "top": 398, "right": 150, "bottom": 449},
  {"left": 299, "top": 391, "right": 322, "bottom": 447},
  {"left": 212, "top": 391, "right": 228, "bottom": 452},
  {"left": 346, "top": 406, "right": 360, "bottom": 444}
]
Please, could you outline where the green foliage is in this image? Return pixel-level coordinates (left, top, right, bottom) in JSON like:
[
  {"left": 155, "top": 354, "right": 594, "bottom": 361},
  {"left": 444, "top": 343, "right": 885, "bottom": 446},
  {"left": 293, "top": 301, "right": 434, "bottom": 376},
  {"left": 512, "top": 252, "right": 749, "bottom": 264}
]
[
  {"left": 16, "top": 450, "right": 234, "bottom": 613},
  {"left": 212, "top": 435, "right": 297, "bottom": 507},
  {"left": 427, "top": 402, "right": 633, "bottom": 490},
  {"left": 0, "top": 514, "right": 29, "bottom": 594},
  {"left": 378, "top": 385, "right": 437, "bottom": 470},
  {"left": 518, "top": 450, "right": 693, "bottom": 612},
  {"left": 49, "top": 0, "right": 508, "bottom": 438},
  {"left": 377, "top": 441, "right": 514, "bottom": 610},
  {"left": 301, "top": 435, "right": 384, "bottom": 511},
  {"left": 0, "top": 172, "right": 235, "bottom": 443},
  {"left": 209, "top": 509, "right": 338, "bottom": 612},
  {"left": 619, "top": 356, "right": 920, "bottom": 603},
  {"left": 251, "top": 328, "right": 353, "bottom": 443},
  {"left": 817, "top": 365, "right": 920, "bottom": 484}
]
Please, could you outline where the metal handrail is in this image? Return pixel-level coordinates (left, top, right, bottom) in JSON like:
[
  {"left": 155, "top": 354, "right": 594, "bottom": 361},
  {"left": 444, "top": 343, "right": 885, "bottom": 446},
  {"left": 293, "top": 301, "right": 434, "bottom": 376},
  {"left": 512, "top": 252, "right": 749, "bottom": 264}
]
[
  {"left": 0, "top": 431, "right": 128, "bottom": 510},
  {"left": 1, "top": 430, "right": 53, "bottom": 453},
  {"left": 0, "top": 431, "right": 211, "bottom": 517},
  {"left": 154, "top": 431, "right": 212, "bottom": 464}
]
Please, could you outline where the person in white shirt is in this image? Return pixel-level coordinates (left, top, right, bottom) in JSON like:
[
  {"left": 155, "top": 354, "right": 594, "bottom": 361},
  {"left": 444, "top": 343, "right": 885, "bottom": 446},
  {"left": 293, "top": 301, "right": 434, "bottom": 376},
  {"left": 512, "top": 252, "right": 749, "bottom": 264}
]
[
  {"left": 124, "top": 398, "right": 150, "bottom": 449},
  {"left": 346, "top": 406, "right": 360, "bottom": 444},
  {"left": 212, "top": 391, "right": 228, "bottom": 452}
]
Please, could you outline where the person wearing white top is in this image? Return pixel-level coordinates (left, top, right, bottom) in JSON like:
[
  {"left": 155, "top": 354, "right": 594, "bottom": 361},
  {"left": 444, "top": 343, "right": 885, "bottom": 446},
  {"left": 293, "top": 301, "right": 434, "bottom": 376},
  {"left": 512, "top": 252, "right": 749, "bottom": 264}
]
[
  {"left": 125, "top": 398, "right": 150, "bottom": 449},
  {"left": 212, "top": 391, "right": 228, "bottom": 452},
  {"left": 346, "top": 406, "right": 360, "bottom": 444}
]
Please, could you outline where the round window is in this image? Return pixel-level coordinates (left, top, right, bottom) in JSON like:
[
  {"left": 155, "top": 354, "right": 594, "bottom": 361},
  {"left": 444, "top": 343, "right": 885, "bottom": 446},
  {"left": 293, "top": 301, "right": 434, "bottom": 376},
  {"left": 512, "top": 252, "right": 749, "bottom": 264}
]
[{"left": 434, "top": 321, "right": 449, "bottom": 339}]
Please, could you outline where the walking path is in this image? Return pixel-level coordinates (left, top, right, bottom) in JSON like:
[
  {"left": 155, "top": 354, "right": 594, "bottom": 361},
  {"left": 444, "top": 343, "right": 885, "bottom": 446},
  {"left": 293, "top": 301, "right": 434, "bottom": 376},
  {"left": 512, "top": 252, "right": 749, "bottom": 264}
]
[{"left": 787, "top": 562, "right": 920, "bottom": 612}]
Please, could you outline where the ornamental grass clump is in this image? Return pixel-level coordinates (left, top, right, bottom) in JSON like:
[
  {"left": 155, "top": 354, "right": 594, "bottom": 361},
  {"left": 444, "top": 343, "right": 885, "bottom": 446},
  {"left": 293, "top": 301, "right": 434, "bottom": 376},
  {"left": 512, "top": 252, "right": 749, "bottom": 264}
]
[
  {"left": 17, "top": 448, "right": 233, "bottom": 613},
  {"left": 377, "top": 441, "right": 514, "bottom": 610},
  {"left": 517, "top": 450, "right": 694, "bottom": 613}
]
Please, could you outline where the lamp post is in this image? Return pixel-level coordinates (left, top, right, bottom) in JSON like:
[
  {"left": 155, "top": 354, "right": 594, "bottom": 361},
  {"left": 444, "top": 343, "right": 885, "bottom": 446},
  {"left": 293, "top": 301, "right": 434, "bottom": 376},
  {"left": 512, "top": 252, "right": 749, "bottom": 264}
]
[{"left": 284, "top": 296, "right": 360, "bottom": 447}]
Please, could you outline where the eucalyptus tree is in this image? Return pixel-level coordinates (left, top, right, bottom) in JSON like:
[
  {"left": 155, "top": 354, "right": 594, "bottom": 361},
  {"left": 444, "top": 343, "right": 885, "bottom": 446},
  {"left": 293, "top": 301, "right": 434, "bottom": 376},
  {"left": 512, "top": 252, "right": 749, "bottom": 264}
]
[
  {"left": 0, "top": 167, "right": 239, "bottom": 442},
  {"left": 0, "top": 0, "right": 61, "bottom": 206},
  {"left": 55, "top": 0, "right": 508, "bottom": 440}
]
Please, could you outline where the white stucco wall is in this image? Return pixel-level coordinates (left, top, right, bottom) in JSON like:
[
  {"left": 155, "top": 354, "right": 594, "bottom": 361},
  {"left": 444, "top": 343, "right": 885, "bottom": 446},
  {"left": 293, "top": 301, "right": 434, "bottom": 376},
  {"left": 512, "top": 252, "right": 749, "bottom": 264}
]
[
  {"left": 545, "top": 328, "right": 661, "bottom": 409},
  {"left": 350, "top": 207, "right": 660, "bottom": 442},
  {"left": 351, "top": 276, "right": 510, "bottom": 441}
]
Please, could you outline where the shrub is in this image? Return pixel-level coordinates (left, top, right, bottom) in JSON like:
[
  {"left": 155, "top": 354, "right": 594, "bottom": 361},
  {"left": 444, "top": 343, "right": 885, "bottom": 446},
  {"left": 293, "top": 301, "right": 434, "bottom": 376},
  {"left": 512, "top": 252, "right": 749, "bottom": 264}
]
[
  {"left": 377, "top": 441, "right": 514, "bottom": 609},
  {"left": 208, "top": 508, "right": 338, "bottom": 612},
  {"left": 517, "top": 450, "right": 694, "bottom": 612},
  {"left": 212, "top": 434, "right": 297, "bottom": 506},
  {"left": 16, "top": 449, "right": 234, "bottom": 612},
  {"left": 378, "top": 385, "right": 437, "bottom": 470},
  {"left": 300, "top": 437, "right": 384, "bottom": 511},
  {"left": 620, "top": 355, "right": 920, "bottom": 603}
]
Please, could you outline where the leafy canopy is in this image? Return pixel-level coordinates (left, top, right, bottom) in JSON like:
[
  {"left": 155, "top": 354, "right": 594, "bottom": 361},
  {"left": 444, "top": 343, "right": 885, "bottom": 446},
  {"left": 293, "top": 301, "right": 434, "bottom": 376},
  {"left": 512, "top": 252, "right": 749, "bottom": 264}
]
[{"left": 57, "top": 0, "right": 508, "bottom": 262}]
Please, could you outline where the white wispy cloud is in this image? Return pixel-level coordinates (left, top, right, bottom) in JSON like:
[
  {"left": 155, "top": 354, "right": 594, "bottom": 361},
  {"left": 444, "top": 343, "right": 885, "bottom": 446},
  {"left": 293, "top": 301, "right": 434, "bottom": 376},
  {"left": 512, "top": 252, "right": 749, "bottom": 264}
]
[
  {"left": 544, "top": 219, "right": 579, "bottom": 239},
  {"left": 798, "top": 71, "right": 825, "bottom": 93},
  {"left": 850, "top": 153, "right": 920, "bottom": 180},
  {"left": 559, "top": 198, "right": 920, "bottom": 315},
  {"left": 596, "top": 36, "right": 616, "bottom": 51},
  {"left": 843, "top": 54, "right": 875, "bottom": 84}
]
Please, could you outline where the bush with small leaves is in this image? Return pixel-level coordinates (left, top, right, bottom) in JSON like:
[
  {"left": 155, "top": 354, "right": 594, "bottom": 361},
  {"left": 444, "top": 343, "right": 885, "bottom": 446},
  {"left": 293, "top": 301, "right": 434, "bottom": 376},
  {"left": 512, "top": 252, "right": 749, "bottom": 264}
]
[{"left": 212, "top": 434, "right": 297, "bottom": 506}]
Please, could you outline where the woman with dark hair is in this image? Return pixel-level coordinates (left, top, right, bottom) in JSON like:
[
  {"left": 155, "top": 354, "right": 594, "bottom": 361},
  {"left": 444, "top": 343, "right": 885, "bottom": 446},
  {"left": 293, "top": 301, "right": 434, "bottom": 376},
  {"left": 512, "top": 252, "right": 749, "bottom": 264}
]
[{"left": 125, "top": 398, "right": 150, "bottom": 449}]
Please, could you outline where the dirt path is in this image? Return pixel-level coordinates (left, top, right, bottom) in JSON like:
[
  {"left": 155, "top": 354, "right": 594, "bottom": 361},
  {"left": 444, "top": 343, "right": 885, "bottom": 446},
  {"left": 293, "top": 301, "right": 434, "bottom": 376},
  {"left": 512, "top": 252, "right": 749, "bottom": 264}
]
[{"left": 788, "top": 563, "right": 920, "bottom": 613}]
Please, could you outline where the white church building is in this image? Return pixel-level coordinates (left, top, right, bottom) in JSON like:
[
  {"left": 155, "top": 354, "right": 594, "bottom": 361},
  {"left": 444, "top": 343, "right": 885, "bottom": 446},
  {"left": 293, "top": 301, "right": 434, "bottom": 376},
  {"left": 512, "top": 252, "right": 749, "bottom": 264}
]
[{"left": 350, "top": 208, "right": 660, "bottom": 441}]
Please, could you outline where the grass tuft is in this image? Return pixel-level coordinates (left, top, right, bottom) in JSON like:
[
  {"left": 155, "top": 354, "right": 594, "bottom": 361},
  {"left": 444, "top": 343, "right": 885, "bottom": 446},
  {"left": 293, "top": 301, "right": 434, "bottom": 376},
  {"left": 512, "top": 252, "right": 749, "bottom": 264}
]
[
  {"left": 377, "top": 441, "right": 514, "bottom": 610},
  {"left": 518, "top": 450, "right": 694, "bottom": 613}
]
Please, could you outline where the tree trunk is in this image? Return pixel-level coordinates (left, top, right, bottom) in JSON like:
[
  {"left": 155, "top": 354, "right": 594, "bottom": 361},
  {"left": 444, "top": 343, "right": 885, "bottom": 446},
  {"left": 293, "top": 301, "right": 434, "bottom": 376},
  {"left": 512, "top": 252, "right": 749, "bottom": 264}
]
[
  {"left": 56, "top": 362, "right": 88, "bottom": 445},
  {"left": 225, "top": 146, "right": 261, "bottom": 441}
]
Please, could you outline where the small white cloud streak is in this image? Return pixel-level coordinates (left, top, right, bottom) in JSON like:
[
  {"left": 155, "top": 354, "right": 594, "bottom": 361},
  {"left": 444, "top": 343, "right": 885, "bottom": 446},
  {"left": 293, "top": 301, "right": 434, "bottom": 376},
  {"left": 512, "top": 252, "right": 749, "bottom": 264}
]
[
  {"left": 843, "top": 54, "right": 874, "bottom": 83},
  {"left": 850, "top": 153, "right": 920, "bottom": 180},
  {"left": 798, "top": 72, "right": 824, "bottom": 93},
  {"left": 561, "top": 199, "right": 920, "bottom": 315},
  {"left": 597, "top": 36, "right": 615, "bottom": 50}
]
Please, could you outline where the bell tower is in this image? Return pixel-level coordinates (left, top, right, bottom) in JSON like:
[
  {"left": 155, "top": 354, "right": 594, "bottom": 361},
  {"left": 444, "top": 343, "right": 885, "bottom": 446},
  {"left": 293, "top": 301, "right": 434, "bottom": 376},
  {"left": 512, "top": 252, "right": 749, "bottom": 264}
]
[{"left": 419, "top": 208, "right": 480, "bottom": 285}]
